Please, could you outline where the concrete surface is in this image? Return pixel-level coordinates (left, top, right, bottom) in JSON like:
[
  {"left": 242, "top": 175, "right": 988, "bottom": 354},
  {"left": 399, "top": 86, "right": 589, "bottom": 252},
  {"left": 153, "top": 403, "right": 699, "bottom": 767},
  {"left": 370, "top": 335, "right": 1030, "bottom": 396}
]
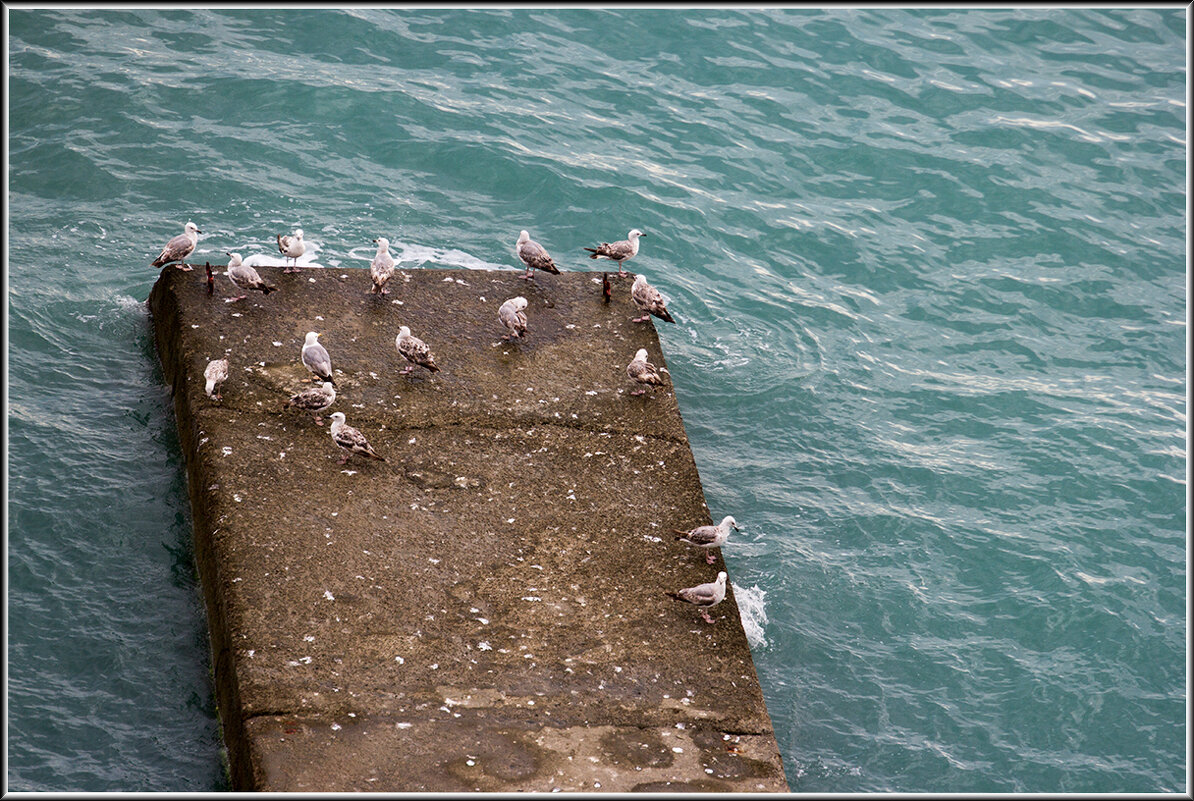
[{"left": 148, "top": 261, "right": 789, "bottom": 792}]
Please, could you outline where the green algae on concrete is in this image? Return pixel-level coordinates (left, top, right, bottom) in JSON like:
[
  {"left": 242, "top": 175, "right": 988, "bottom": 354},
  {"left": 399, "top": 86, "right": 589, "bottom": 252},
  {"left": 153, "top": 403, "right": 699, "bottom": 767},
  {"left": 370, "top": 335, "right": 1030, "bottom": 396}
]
[{"left": 148, "top": 261, "right": 789, "bottom": 792}]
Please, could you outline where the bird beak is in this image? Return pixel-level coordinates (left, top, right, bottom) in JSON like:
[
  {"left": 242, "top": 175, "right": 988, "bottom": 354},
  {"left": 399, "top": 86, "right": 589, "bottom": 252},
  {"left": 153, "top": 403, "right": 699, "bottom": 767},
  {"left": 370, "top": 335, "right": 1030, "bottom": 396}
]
[
  {"left": 225, "top": 251, "right": 231, "bottom": 256},
  {"left": 196, "top": 229, "right": 203, "bottom": 234},
  {"left": 372, "top": 239, "right": 378, "bottom": 244}
]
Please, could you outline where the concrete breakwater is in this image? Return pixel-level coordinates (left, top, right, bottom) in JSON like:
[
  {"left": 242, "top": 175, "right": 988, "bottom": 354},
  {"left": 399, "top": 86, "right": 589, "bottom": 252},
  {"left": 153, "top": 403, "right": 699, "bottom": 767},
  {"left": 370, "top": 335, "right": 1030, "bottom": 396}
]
[{"left": 148, "top": 262, "right": 789, "bottom": 792}]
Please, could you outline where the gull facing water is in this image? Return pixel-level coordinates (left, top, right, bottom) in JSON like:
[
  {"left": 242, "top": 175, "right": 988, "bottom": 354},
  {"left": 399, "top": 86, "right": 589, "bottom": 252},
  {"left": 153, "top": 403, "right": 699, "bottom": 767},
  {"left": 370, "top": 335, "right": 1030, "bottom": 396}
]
[
  {"left": 674, "top": 515, "right": 740, "bottom": 564},
  {"left": 277, "top": 228, "right": 305, "bottom": 273},
  {"left": 369, "top": 237, "right": 396, "bottom": 295},
  {"left": 584, "top": 229, "right": 645, "bottom": 277},
  {"left": 665, "top": 571, "right": 728, "bottom": 624},
  {"left": 151, "top": 221, "right": 201, "bottom": 270}
]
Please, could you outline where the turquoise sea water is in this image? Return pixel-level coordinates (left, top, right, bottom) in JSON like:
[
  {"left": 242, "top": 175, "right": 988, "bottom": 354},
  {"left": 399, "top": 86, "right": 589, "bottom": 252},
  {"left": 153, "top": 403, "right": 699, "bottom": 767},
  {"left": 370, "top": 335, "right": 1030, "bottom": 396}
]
[{"left": 6, "top": 8, "right": 1187, "bottom": 793}]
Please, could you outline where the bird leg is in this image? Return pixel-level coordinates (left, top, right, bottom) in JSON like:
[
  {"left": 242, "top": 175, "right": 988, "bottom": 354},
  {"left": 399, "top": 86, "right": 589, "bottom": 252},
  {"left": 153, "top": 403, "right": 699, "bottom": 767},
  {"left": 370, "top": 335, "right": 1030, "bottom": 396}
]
[
  {"left": 631, "top": 314, "right": 650, "bottom": 323},
  {"left": 701, "top": 610, "right": 715, "bottom": 624},
  {"left": 706, "top": 551, "right": 717, "bottom": 565},
  {"left": 313, "top": 416, "right": 324, "bottom": 426},
  {"left": 337, "top": 452, "right": 350, "bottom": 465},
  {"left": 399, "top": 365, "right": 414, "bottom": 376},
  {"left": 176, "top": 262, "right": 194, "bottom": 271},
  {"left": 631, "top": 388, "right": 646, "bottom": 396}
]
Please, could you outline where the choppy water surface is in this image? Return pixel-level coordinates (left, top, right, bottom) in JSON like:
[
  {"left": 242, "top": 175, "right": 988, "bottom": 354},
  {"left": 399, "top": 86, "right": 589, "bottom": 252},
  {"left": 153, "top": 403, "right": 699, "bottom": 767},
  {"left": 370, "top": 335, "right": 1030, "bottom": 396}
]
[{"left": 7, "top": 8, "right": 1186, "bottom": 792}]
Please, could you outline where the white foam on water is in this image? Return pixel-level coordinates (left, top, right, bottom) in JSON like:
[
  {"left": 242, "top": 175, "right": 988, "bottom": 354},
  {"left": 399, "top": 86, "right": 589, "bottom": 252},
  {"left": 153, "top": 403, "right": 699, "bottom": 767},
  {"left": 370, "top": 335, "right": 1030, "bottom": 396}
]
[{"left": 734, "top": 584, "right": 769, "bottom": 649}]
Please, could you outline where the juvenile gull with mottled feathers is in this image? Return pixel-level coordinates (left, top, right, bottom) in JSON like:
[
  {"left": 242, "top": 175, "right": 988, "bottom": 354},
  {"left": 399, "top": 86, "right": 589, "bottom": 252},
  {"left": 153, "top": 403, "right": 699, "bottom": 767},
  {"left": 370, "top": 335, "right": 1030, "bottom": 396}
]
[
  {"left": 225, "top": 252, "right": 276, "bottom": 301},
  {"left": 584, "top": 228, "right": 645, "bottom": 277},
  {"left": 631, "top": 273, "right": 675, "bottom": 324},
  {"left": 151, "top": 221, "right": 201, "bottom": 270},
  {"left": 285, "top": 381, "right": 336, "bottom": 425},
  {"left": 395, "top": 325, "right": 440, "bottom": 375},
  {"left": 516, "top": 230, "right": 561, "bottom": 280},
  {"left": 328, "top": 411, "right": 385, "bottom": 464},
  {"left": 498, "top": 296, "right": 528, "bottom": 341}
]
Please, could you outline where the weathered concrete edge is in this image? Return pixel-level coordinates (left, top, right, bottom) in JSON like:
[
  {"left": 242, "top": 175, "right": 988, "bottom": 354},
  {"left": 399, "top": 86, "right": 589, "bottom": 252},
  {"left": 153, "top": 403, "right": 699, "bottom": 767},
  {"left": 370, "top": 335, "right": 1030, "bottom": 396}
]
[{"left": 149, "top": 276, "right": 257, "bottom": 789}]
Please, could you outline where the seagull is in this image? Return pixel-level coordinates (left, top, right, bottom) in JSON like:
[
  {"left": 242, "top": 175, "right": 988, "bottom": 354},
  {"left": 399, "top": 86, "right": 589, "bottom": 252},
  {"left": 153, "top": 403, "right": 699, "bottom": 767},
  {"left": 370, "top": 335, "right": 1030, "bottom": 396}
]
[
  {"left": 284, "top": 381, "right": 336, "bottom": 425},
  {"left": 225, "top": 252, "right": 276, "bottom": 301},
  {"left": 515, "top": 230, "right": 561, "bottom": 280},
  {"left": 277, "top": 228, "right": 305, "bottom": 273},
  {"left": 151, "top": 221, "right": 201, "bottom": 271},
  {"left": 627, "top": 348, "right": 666, "bottom": 396},
  {"left": 498, "top": 296, "right": 528, "bottom": 341},
  {"left": 369, "top": 237, "right": 396, "bottom": 295},
  {"left": 204, "top": 358, "right": 229, "bottom": 401},
  {"left": 631, "top": 273, "right": 676, "bottom": 324},
  {"left": 395, "top": 325, "right": 440, "bottom": 375},
  {"left": 674, "top": 515, "right": 740, "bottom": 564},
  {"left": 328, "top": 412, "right": 385, "bottom": 464},
  {"left": 665, "top": 571, "right": 728, "bottom": 624},
  {"left": 584, "top": 229, "right": 645, "bottom": 277},
  {"left": 301, "top": 331, "right": 335, "bottom": 385}
]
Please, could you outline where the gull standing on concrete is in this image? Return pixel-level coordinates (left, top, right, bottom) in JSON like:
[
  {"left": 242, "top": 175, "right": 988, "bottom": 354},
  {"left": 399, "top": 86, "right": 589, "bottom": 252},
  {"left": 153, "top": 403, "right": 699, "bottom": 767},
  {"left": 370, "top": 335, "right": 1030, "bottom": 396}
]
[
  {"left": 225, "top": 252, "right": 276, "bottom": 301},
  {"left": 204, "top": 358, "right": 230, "bottom": 401},
  {"left": 151, "top": 221, "right": 201, "bottom": 270},
  {"left": 284, "top": 381, "right": 336, "bottom": 425},
  {"left": 666, "top": 571, "right": 728, "bottom": 624},
  {"left": 369, "top": 237, "right": 396, "bottom": 295},
  {"left": 301, "top": 331, "right": 335, "bottom": 385},
  {"left": 515, "top": 230, "right": 561, "bottom": 280},
  {"left": 584, "top": 229, "right": 645, "bottom": 277},
  {"left": 395, "top": 325, "right": 440, "bottom": 376},
  {"left": 277, "top": 228, "right": 305, "bottom": 273},
  {"left": 674, "top": 516, "right": 740, "bottom": 564},
  {"left": 328, "top": 412, "right": 385, "bottom": 464},
  {"left": 498, "top": 296, "right": 528, "bottom": 341},
  {"left": 631, "top": 273, "right": 676, "bottom": 324},
  {"left": 626, "top": 348, "right": 666, "bottom": 396}
]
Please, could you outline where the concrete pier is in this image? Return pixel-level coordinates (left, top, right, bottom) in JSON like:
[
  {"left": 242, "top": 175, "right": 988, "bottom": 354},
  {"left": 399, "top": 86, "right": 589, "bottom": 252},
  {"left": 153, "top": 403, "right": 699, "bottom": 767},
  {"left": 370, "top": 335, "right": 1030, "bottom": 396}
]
[{"left": 148, "top": 262, "right": 789, "bottom": 792}]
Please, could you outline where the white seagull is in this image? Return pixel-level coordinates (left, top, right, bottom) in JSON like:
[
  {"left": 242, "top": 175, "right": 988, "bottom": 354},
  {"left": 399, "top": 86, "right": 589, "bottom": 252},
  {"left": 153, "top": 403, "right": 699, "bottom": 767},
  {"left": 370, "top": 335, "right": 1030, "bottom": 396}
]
[
  {"left": 498, "top": 296, "right": 528, "bottom": 341},
  {"left": 301, "top": 331, "right": 335, "bottom": 385},
  {"left": 328, "top": 412, "right": 385, "bottom": 465},
  {"left": 277, "top": 228, "right": 305, "bottom": 273},
  {"left": 225, "top": 252, "right": 276, "bottom": 301},
  {"left": 284, "top": 381, "right": 336, "bottom": 425},
  {"left": 626, "top": 348, "right": 666, "bottom": 396},
  {"left": 151, "top": 221, "right": 201, "bottom": 270},
  {"left": 666, "top": 571, "right": 728, "bottom": 624},
  {"left": 631, "top": 273, "right": 676, "bottom": 324},
  {"left": 515, "top": 229, "right": 561, "bottom": 280},
  {"left": 204, "top": 358, "right": 229, "bottom": 401},
  {"left": 369, "top": 237, "right": 396, "bottom": 295},
  {"left": 674, "top": 515, "right": 740, "bottom": 564},
  {"left": 395, "top": 325, "right": 440, "bottom": 375},
  {"left": 584, "top": 228, "right": 645, "bottom": 277}
]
